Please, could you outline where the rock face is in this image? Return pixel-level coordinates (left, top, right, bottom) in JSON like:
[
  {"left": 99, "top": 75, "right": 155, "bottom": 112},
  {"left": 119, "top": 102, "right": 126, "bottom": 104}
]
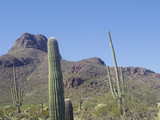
[
  {"left": 8, "top": 33, "right": 48, "bottom": 54},
  {"left": 64, "top": 77, "right": 85, "bottom": 88},
  {"left": 123, "top": 67, "right": 155, "bottom": 75},
  {"left": 0, "top": 55, "right": 32, "bottom": 67},
  {"left": 64, "top": 60, "right": 105, "bottom": 88},
  {"left": 82, "top": 57, "right": 105, "bottom": 65},
  {"left": 2, "top": 33, "right": 48, "bottom": 67}
]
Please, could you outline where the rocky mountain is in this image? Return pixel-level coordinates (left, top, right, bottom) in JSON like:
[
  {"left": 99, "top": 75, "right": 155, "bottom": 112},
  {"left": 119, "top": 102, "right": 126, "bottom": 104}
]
[
  {"left": 0, "top": 33, "right": 160, "bottom": 106},
  {"left": 8, "top": 33, "right": 48, "bottom": 54}
]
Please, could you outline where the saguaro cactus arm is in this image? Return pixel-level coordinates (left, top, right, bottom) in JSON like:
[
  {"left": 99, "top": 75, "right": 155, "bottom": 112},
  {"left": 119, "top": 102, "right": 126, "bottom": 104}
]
[
  {"left": 120, "top": 67, "right": 125, "bottom": 95},
  {"left": 106, "top": 66, "right": 117, "bottom": 98},
  {"left": 19, "top": 90, "right": 23, "bottom": 105},
  {"left": 11, "top": 88, "right": 16, "bottom": 105}
]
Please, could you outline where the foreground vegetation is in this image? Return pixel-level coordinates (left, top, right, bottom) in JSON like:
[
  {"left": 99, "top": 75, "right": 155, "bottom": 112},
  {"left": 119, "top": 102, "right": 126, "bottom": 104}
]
[
  {"left": 0, "top": 32, "right": 160, "bottom": 120},
  {"left": 0, "top": 92, "right": 159, "bottom": 120}
]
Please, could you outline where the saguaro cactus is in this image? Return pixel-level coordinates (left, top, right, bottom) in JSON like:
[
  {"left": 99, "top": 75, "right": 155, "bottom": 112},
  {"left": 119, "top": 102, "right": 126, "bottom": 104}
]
[
  {"left": 65, "top": 99, "right": 74, "bottom": 120},
  {"left": 48, "top": 37, "right": 65, "bottom": 120},
  {"left": 11, "top": 66, "right": 23, "bottom": 114},
  {"left": 106, "top": 31, "right": 125, "bottom": 115},
  {"left": 78, "top": 94, "right": 83, "bottom": 111}
]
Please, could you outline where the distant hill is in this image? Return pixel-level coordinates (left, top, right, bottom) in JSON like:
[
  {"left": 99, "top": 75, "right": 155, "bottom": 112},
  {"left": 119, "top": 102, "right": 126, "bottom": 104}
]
[{"left": 0, "top": 33, "right": 160, "bottom": 106}]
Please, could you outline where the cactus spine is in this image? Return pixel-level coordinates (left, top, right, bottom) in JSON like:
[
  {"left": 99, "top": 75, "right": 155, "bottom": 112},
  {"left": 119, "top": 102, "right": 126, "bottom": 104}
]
[
  {"left": 65, "top": 99, "right": 74, "bottom": 120},
  {"left": 107, "top": 31, "right": 125, "bottom": 115},
  {"left": 11, "top": 66, "right": 23, "bottom": 114},
  {"left": 48, "top": 37, "right": 65, "bottom": 120}
]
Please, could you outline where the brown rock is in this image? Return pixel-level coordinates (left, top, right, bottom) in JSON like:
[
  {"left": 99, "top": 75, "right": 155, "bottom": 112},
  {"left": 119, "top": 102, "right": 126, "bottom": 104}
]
[
  {"left": 81, "top": 57, "right": 105, "bottom": 65},
  {"left": 123, "top": 67, "right": 154, "bottom": 75},
  {"left": 69, "top": 64, "right": 84, "bottom": 74},
  {"left": 8, "top": 33, "right": 48, "bottom": 54},
  {"left": 65, "top": 77, "right": 85, "bottom": 88},
  {"left": 0, "top": 55, "right": 32, "bottom": 67}
]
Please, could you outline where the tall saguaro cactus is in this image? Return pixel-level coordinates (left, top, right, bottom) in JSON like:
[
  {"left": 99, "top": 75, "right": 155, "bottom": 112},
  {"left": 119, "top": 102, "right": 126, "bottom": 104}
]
[
  {"left": 65, "top": 99, "right": 74, "bottom": 120},
  {"left": 107, "top": 31, "right": 125, "bottom": 115},
  {"left": 11, "top": 66, "right": 23, "bottom": 114},
  {"left": 48, "top": 37, "right": 65, "bottom": 120}
]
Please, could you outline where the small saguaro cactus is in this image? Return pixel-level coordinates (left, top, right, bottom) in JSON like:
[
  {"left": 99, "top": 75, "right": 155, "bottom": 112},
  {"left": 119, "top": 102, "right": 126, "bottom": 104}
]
[
  {"left": 106, "top": 31, "right": 125, "bottom": 115},
  {"left": 48, "top": 37, "right": 65, "bottom": 120},
  {"left": 40, "top": 102, "right": 44, "bottom": 110},
  {"left": 78, "top": 94, "right": 83, "bottom": 111},
  {"left": 11, "top": 66, "right": 23, "bottom": 114},
  {"left": 65, "top": 99, "right": 74, "bottom": 120}
]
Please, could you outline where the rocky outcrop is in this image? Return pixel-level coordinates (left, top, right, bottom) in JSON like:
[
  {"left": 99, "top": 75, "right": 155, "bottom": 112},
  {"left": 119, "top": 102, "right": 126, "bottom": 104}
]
[
  {"left": 64, "top": 62, "right": 104, "bottom": 88},
  {"left": 123, "top": 67, "right": 155, "bottom": 75},
  {"left": 81, "top": 57, "right": 105, "bottom": 65},
  {"left": 8, "top": 33, "right": 48, "bottom": 54},
  {"left": 0, "top": 55, "right": 32, "bottom": 67},
  {"left": 65, "top": 77, "right": 85, "bottom": 88},
  {"left": 154, "top": 74, "right": 160, "bottom": 79},
  {"left": 69, "top": 64, "right": 84, "bottom": 74}
]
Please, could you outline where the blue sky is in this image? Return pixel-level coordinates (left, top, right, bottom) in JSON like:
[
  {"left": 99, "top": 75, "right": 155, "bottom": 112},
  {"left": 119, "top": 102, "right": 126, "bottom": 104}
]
[{"left": 0, "top": 1, "right": 160, "bottom": 73}]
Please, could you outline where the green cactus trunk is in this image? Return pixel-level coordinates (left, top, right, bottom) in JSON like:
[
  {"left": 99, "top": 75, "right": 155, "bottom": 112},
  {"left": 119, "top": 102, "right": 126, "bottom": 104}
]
[
  {"left": 78, "top": 95, "right": 83, "bottom": 111},
  {"left": 107, "top": 31, "right": 125, "bottom": 115},
  {"left": 11, "top": 66, "right": 23, "bottom": 114},
  {"left": 48, "top": 37, "right": 65, "bottom": 120},
  {"left": 65, "top": 99, "right": 74, "bottom": 120}
]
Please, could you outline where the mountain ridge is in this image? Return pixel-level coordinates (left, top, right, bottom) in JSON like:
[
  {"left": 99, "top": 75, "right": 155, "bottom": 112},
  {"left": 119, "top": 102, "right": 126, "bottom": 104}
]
[{"left": 0, "top": 33, "right": 160, "bottom": 106}]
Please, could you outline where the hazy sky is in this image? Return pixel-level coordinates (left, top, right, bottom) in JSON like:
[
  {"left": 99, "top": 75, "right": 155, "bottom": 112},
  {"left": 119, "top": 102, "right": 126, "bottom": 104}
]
[{"left": 0, "top": 1, "right": 160, "bottom": 73}]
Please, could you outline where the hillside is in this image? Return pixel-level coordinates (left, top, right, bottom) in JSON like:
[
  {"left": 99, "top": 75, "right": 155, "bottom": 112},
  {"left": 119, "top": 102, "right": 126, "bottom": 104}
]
[{"left": 0, "top": 33, "right": 160, "bottom": 108}]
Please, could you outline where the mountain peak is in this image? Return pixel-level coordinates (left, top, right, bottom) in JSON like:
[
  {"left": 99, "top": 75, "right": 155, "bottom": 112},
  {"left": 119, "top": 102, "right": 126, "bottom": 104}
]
[
  {"left": 8, "top": 33, "right": 48, "bottom": 54},
  {"left": 81, "top": 57, "right": 105, "bottom": 65}
]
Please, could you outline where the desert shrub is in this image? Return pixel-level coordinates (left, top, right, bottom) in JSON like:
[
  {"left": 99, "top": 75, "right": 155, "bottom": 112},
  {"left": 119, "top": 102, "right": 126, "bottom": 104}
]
[
  {"left": 4, "top": 106, "right": 15, "bottom": 113},
  {"left": 15, "top": 113, "right": 30, "bottom": 120},
  {"left": 39, "top": 109, "right": 49, "bottom": 119},
  {"left": 94, "top": 103, "right": 120, "bottom": 118},
  {"left": 121, "top": 92, "right": 158, "bottom": 120},
  {"left": 94, "top": 104, "right": 108, "bottom": 116},
  {"left": 0, "top": 107, "right": 4, "bottom": 119},
  {"left": 0, "top": 104, "right": 49, "bottom": 120},
  {"left": 23, "top": 105, "right": 48, "bottom": 119},
  {"left": 111, "top": 107, "right": 120, "bottom": 117}
]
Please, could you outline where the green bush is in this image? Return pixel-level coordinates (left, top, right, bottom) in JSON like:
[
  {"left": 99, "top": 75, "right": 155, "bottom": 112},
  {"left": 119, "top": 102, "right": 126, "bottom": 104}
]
[
  {"left": 94, "top": 103, "right": 120, "bottom": 118},
  {"left": 0, "top": 107, "right": 4, "bottom": 118},
  {"left": 94, "top": 104, "right": 108, "bottom": 116}
]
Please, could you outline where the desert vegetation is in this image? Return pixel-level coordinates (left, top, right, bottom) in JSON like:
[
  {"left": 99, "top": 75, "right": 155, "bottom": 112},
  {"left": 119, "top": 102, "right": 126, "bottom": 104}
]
[{"left": 0, "top": 32, "right": 160, "bottom": 120}]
